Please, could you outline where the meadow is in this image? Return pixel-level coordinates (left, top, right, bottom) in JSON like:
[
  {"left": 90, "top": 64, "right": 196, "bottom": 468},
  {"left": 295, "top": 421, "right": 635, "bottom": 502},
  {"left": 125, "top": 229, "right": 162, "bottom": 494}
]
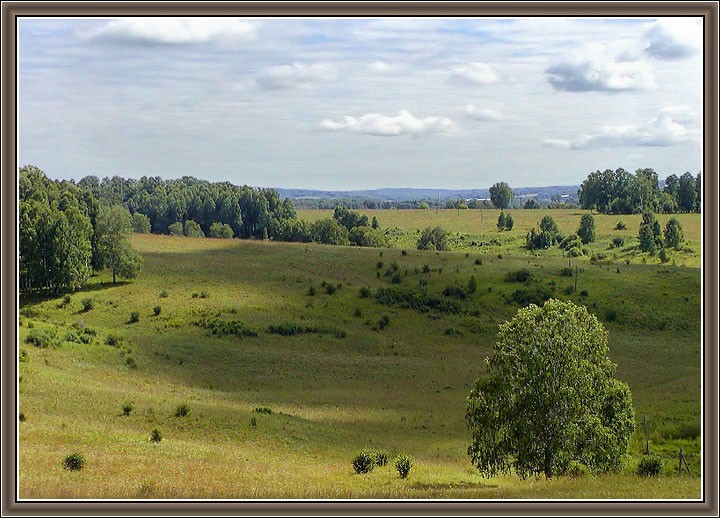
[{"left": 17, "top": 209, "right": 702, "bottom": 499}]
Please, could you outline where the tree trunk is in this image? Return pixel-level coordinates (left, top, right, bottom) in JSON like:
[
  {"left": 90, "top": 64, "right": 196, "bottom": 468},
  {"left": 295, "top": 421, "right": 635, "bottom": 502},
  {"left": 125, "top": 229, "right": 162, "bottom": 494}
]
[{"left": 112, "top": 268, "right": 116, "bottom": 284}]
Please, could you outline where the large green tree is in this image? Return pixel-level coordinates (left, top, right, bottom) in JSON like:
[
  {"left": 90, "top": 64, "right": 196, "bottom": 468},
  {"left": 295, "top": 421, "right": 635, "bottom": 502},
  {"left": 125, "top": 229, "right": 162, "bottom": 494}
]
[
  {"left": 96, "top": 205, "right": 143, "bottom": 283},
  {"left": 489, "top": 182, "right": 513, "bottom": 210},
  {"left": 466, "top": 299, "right": 635, "bottom": 479},
  {"left": 577, "top": 213, "right": 596, "bottom": 244}
]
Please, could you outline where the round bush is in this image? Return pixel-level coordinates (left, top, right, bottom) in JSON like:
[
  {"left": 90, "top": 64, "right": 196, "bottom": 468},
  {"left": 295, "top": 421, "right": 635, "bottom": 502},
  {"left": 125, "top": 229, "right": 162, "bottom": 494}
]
[
  {"left": 150, "top": 428, "right": 163, "bottom": 443},
  {"left": 637, "top": 455, "right": 662, "bottom": 477},
  {"left": 63, "top": 452, "right": 86, "bottom": 471},
  {"left": 371, "top": 449, "right": 390, "bottom": 467},
  {"left": 395, "top": 453, "right": 414, "bottom": 478},
  {"left": 352, "top": 450, "right": 376, "bottom": 474}
]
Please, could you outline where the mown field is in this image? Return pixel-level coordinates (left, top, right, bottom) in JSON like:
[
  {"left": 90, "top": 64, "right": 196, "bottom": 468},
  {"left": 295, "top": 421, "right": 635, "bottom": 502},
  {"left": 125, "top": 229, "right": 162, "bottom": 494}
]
[{"left": 17, "top": 210, "right": 702, "bottom": 499}]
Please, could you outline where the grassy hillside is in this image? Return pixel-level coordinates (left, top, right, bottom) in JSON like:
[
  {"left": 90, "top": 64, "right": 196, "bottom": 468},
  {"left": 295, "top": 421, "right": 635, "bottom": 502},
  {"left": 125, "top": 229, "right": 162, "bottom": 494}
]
[{"left": 18, "top": 214, "right": 702, "bottom": 499}]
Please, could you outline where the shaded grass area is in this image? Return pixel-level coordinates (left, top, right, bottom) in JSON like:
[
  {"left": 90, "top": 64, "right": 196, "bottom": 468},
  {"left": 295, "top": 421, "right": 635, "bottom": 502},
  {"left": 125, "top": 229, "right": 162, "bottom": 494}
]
[{"left": 18, "top": 230, "right": 702, "bottom": 498}]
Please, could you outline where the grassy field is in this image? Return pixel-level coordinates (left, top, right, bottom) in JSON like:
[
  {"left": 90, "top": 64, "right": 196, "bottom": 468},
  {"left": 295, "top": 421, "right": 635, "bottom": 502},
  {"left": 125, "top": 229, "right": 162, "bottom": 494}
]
[
  {"left": 17, "top": 210, "right": 703, "bottom": 499},
  {"left": 299, "top": 209, "right": 702, "bottom": 267}
]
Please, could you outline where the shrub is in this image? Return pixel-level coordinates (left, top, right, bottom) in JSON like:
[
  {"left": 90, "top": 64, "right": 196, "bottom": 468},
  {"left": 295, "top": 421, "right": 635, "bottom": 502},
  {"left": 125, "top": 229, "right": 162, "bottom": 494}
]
[
  {"left": 59, "top": 294, "right": 72, "bottom": 308},
  {"left": 352, "top": 450, "right": 376, "bottom": 474},
  {"left": 604, "top": 309, "right": 618, "bottom": 322},
  {"left": 129, "top": 311, "right": 140, "bottom": 323},
  {"left": 422, "top": 264, "right": 431, "bottom": 273},
  {"left": 175, "top": 404, "right": 190, "bottom": 417},
  {"left": 390, "top": 273, "right": 401, "bottom": 284},
  {"left": 505, "top": 269, "right": 531, "bottom": 283},
  {"left": 378, "top": 315, "right": 391, "bottom": 330},
  {"left": 153, "top": 306, "right": 162, "bottom": 316},
  {"left": 19, "top": 350, "right": 28, "bottom": 362},
  {"left": 560, "top": 267, "right": 574, "bottom": 277},
  {"left": 568, "top": 247, "right": 583, "bottom": 257},
  {"left": 564, "top": 285, "right": 574, "bottom": 295},
  {"left": 105, "top": 334, "right": 121, "bottom": 346},
  {"left": 474, "top": 258, "right": 483, "bottom": 265},
  {"left": 468, "top": 275, "right": 477, "bottom": 294},
  {"left": 250, "top": 417, "right": 257, "bottom": 427},
  {"left": 199, "top": 291, "right": 209, "bottom": 298},
  {"left": 325, "top": 284, "right": 337, "bottom": 295},
  {"left": 395, "top": 453, "right": 414, "bottom": 478},
  {"left": 664, "top": 218, "right": 684, "bottom": 250},
  {"left": 253, "top": 406, "right": 273, "bottom": 415},
  {"left": 354, "top": 308, "right": 363, "bottom": 317},
  {"left": 125, "top": 356, "right": 137, "bottom": 369},
  {"left": 443, "top": 286, "right": 467, "bottom": 299},
  {"left": 150, "top": 428, "right": 163, "bottom": 443},
  {"left": 19, "top": 411, "right": 26, "bottom": 422},
  {"left": 577, "top": 213, "right": 596, "bottom": 244},
  {"left": 81, "top": 298, "right": 95, "bottom": 312},
  {"left": 580, "top": 289, "right": 589, "bottom": 297},
  {"left": 63, "top": 452, "right": 86, "bottom": 471},
  {"left": 25, "top": 328, "right": 56, "bottom": 348},
  {"left": 509, "top": 288, "right": 551, "bottom": 307},
  {"left": 122, "top": 404, "right": 133, "bottom": 416},
  {"left": 565, "top": 460, "right": 590, "bottom": 479},
  {"left": 612, "top": 236, "right": 625, "bottom": 248},
  {"left": 376, "top": 261, "right": 384, "bottom": 269},
  {"left": 359, "top": 286, "right": 372, "bottom": 298},
  {"left": 159, "top": 290, "right": 169, "bottom": 298},
  {"left": 615, "top": 221, "right": 627, "bottom": 230},
  {"left": 371, "top": 449, "right": 390, "bottom": 467},
  {"left": 658, "top": 248, "right": 669, "bottom": 263},
  {"left": 636, "top": 455, "right": 662, "bottom": 477},
  {"left": 307, "top": 285, "right": 316, "bottom": 296}
]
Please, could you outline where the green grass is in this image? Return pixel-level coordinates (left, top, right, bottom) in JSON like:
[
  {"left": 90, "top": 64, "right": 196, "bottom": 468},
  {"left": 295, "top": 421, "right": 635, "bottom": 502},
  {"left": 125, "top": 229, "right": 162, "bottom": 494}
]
[{"left": 17, "top": 213, "right": 702, "bottom": 499}]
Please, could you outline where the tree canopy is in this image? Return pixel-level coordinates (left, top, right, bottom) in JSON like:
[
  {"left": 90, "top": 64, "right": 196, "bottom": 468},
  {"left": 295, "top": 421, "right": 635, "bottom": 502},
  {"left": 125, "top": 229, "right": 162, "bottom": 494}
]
[
  {"left": 466, "top": 299, "right": 635, "bottom": 479},
  {"left": 489, "top": 182, "right": 513, "bottom": 210}
]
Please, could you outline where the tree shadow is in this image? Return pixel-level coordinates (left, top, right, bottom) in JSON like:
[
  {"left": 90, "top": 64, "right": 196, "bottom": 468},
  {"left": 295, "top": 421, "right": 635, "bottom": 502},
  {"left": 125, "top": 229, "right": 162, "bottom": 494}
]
[{"left": 19, "top": 280, "right": 131, "bottom": 308}]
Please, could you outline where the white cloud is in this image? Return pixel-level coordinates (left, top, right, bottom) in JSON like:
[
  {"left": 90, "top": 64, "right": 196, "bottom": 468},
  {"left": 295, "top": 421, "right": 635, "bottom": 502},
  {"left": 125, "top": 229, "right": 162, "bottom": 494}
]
[
  {"left": 448, "top": 62, "right": 498, "bottom": 86},
  {"left": 546, "top": 43, "right": 655, "bottom": 92},
  {"left": 255, "top": 62, "right": 336, "bottom": 90},
  {"left": 644, "top": 19, "right": 702, "bottom": 60},
  {"left": 81, "top": 18, "right": 256, "bottom": 45},
  {"left": 543, "top": 107, "right": 700, "bottom": 149},
  {"left": 368, "top": 60, "right": 404, "bottom": 76},
  {"left": 319, "top": 110, "right": 458, "bottom": 137},
  {"left": 465, "top": 105, "right": 502, "bottom": 122}
]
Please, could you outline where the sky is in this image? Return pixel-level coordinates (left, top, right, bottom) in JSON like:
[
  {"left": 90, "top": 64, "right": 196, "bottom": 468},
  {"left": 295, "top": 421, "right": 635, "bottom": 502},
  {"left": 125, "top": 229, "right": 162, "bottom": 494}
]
[{"left": 18, "top": 16, "right": 704, "bottom": 190}]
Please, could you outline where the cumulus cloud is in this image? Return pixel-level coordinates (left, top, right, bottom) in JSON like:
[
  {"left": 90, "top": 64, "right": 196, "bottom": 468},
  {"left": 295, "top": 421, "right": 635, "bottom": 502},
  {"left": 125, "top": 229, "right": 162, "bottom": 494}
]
[
  {"left": 319, "top": 110, "right": 458, "bottom": 137},
  {"left": 543, "top": 106, "right": 700, "bottom": 149},
  {"left": 81, "top": 18, "right": 256, "bottom": 45},
  {"left": 255, "top": 62, "right": 336, "bottom": 90},
  {"left": 465, "top": 105, "right": 502, "bottom": 121},
  {"left": 368, "top": 60, "right": 403, "bottom": 76},
  {"left": 644, "top": 19, "right": 702, "bottom": 60},
  {"left": 546, "top": 43, "right": 655, "bottom": 92},
  {"left": 448, "top": 62, "right": 498, "bottom": 85}
]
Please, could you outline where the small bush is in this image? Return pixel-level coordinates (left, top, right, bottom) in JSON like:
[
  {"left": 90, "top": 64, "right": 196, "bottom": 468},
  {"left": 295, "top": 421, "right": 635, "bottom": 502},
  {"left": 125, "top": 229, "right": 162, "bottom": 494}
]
[
  {"left": 378, "top": 315, "right": 391, "bottom": 330},
  {"left": 325, "top": 284, "right": 337, "bottom": 295},
  {"left": 159, "top": 290, "right": 169, "bottom": 298},
  {"left": 604, "top": 309, "right": 618, "bottom": 322},
  {"left": 395, "top": 453, "right": 414, "bottom": 478},
  {"left": 659, "top": 248, "right": 669, "bottom": 263},
  {"left": 615, "top": 221, "right": 627, "bottom": 230},
  {"left": 19, "top": 350, "right": 28, "bottom": 362},
  {"left": 19, "top": 411, "right": 26, "bottom": 422},
  {"left": 474, "top": 258, "right": 483, "bottom": 265},
  {"left": 153, "top": 306, "right": 162, "bottom": 316},
  {"left": 253, "top": 406, "right": 273, "bottom": 415},
  {"left": 505, "top": 269, "right": 531, "bottom": 283},
  {"left": 580, "top": 289, "right": 589, "bottom": 297},
  {"left": 568, "top": 247, "right": 583, "bottom": 257},
  {"left": 371, "top": 449, "right": 390, "bottom": 467},
  {"left": 376, "top": 261, "right": 384, "bottom": 269},
  {"left": 58, "top": 294, "right": 72, "bottom": 308},
  {"left": 199, "top": 291, "right": 209, "bottom": 298},
  {"left": 307, "top": 285, "right": 316, "bottom": 296},
  {"left": 122, "top": 404, "right": 133, "bottom": 416},
  {"left": 359, "top": 286, "right": 372, "bottom": 298},
  {"left": 81, "top": 298, "right": 95, "bottom": 312},
  {"left": 125, "top": 357, "right": 137, "bottom": 369},
  {"left": 401, "top": 250, "right": 408, "bottom": 256},
  {"left": 564, "top": 285, "right": 574, "bottom": 295},
  {"left": 150, "top": 428, "right": 163, "bottom": 443},
  {"left": 612, "top": 236, "right": 625, "bottom": 248},
  {"left": 105, "top": 334, "right": 121, "bottom": 347},
  {"left": 250, "top": 417, "right": 257, "bottom": 427},
  {"left": 390, "top": 273, "right": 401, "bottom": 284},
  {"left": 192, "top": 292, "right": 199, "bottom": 298},
  {"left": 63, "top": 452, "right": 86, "bottom": 471},
  {"left": 129, "top": 311, "right": 140, "bottom": 323},
  {"left": 25, "top": 328, "right": 56, "bottom": 348},
  {"left": 352, "top": 450, "right": 376, "bottom": 474},
  {"left": 637, "top": 455, "right": 662, "bottom": 477},
  {"left": 354, "top": 308, "right": 363, "bottom": 317},
  {"left": 566, "top": 460, "right": 590, "bottom": 479},
  {"left": 175, "top": 404, "right": 190, "bottom": 417},
  {"left": 560, "top": 267, "right": 574, "bottom": 277},
  {"left": 422, "top": 264, "right": 431, "bottom": 273}
]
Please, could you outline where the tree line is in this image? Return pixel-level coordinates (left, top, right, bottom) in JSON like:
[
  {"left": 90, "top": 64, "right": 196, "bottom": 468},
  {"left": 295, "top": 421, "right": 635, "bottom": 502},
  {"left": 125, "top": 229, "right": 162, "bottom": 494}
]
[
  {"left": 20, "top": 166, "right": 142, "bottom": 293},
  {"left": 578, "top": 168, "right": 701, "bottom": 214}
]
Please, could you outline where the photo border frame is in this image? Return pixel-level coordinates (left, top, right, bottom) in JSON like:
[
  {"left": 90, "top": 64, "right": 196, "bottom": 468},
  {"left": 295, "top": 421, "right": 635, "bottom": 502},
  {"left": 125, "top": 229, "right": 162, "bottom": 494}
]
[{"left": 2, "top": 2, "right": 718, "bottom": 516}]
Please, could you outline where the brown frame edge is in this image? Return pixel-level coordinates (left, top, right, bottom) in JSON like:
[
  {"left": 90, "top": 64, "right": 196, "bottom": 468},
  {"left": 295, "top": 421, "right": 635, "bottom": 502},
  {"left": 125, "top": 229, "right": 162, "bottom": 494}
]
[{"left": 1, "top": 2, "right": 718, "bottom": 516}]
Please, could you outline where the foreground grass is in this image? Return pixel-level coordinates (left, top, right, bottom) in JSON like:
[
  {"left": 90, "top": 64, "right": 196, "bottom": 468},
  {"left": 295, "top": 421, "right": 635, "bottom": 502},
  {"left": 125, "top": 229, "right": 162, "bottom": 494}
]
[{"left": 18, "top": 224, "right": 702, "bottom": 499}]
